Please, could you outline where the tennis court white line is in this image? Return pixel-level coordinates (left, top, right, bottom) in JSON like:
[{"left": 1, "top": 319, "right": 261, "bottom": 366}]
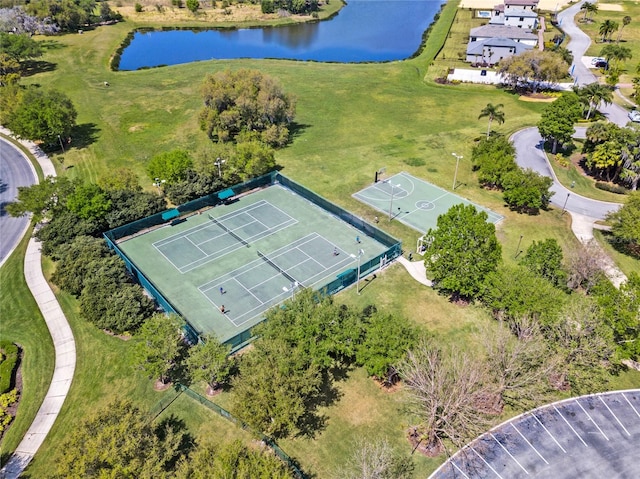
[
  {"left": 598, "top": 396, "right": 631, "bottom": 437},
  {"left": 576, "top": 399, "right": 609, "bottom": 441},
  {"left": 622, "top": 393, "right": 640, "bottom": 418},
  {"left": 532, "top": 413, "right": 566, "bottom": 453},
  {"left": 186, "top": 236, "right": 207, "bottom": 255},
  {"left": 451, "top": 462, "right": 471, "bottom": 479},
  {"left": 490, "top": 433, "right": 529, "bottom": 475},
  {"left": 553, "top": 405, "right": 589, "bottom": 447},
  {"left": 470, "top": 446, "right": 504, "bottom": 479},
  {"left": 511, "top": 423, "right": 549, "bottom": 464}
]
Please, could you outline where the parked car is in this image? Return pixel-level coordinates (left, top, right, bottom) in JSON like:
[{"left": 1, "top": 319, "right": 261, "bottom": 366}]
[
  {"left": 594, "top": 60, "right": 608, "bottom": 69},
  {"left": 590, "top": 57, "right": 606, "bottom": 65},
  {"left": 629, "top": 110, "right": 640, "bottom": 123}
]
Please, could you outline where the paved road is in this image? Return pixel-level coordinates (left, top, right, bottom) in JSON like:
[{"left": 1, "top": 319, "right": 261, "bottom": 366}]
[
  {"left": 512, "top": 128, "right": 621, "bottom": 220},
  {"left": 559, "top": 0, "right": 631, "bottom": 126},
  {"left": 430, "top": 390, "right": 640, "bottom": 479},
  {"left": 0, "top": 137, "right": 37, "bottom": 267}
]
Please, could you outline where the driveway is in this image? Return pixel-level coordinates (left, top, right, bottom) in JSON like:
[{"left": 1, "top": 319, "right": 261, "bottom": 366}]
[{"left": 0, "top": 137, "right": 37, "bottom": 267}]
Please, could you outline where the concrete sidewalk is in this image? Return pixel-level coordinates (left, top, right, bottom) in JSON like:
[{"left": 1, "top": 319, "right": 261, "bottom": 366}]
[
  {"left": 0, "top": 129, "right": 75, "bottom": 479},
  {"left": 396, "top": 256, "right": 432, "bottom": 287}
]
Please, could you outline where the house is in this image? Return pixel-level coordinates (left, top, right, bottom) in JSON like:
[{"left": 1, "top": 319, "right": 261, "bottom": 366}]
[
  {"left": 469, "top": 24, "right": 538, "bottom": 46},
  {"left": 490, "top": 0, "right": 539, "bottom": 29},
  {"left": 466, "top": 37, "right": 533, "bottom": 65}
]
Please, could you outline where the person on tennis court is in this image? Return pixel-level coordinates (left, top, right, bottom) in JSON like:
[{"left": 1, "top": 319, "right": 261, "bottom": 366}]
[
  {"left": 333, "top": 247, "right": 339, "bottom": 256},
  {"left": 219, "top": 286, "right": 225, "bottom": 295},
  {"left": 220, "top": 305, "right": 226, "bottom": 313},
  {"left": 356, "top": 236, "right": 361, "bottom": 244}
]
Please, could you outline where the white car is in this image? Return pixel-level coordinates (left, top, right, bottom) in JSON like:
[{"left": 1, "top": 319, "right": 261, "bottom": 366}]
[
  {"left": 629, "top": 110, "right": 640, "bottom": 123},
  {"left": 590, "top": 57, "right": 606, "bottom": 65}
]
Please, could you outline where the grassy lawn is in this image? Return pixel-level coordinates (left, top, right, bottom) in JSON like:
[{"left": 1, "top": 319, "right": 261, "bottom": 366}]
[
  {"left": 579, "top": 0, "right": 640, "bottom": 85},
  {"left": 593, "top": 229, "right": 640, "bottom": 277},
  {"left": 3, "top": 2, "right": 639, "bottom": 477}
]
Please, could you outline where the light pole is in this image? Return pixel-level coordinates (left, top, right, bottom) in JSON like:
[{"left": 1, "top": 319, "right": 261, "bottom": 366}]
[
  {"left": 350, "top": 249, "right": 365, "bottom": 294},
  {"left": 214, "top": 157, "right": 226, "bottom": 178},
  {"left": 561, "top": 193, "right": 570, "bottom": 215},
  {"left": 58, "top": 134, "right": 65, "bottom": 153},
  {"left": 452, "top": 152, "right": 463, "bottom": 190}
]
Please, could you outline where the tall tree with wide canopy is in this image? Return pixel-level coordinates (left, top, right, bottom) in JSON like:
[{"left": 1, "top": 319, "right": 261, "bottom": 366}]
[
  {"left": 607, "top": 192, "right": 640, "bottom": 256},
  {"left": 185, "top": 334, "right": 232, "bottom": 394},
  {"left": 478, "top": 103, "right": 505, "bottom": 139},
  {"left": 498, "top": 50, "right": 568, "bottom": 93},
  {"left": 199, "top": 68, "right": 296, "bottom": 148},
  {"left": 537, "top": 92, "right": 582, "bottom": 153},
  {"left": 134, "top": 313, "right": 185, "bottom": 385},
  {"left": 423, "top": 204, "right": 502, "bottom": 299}
]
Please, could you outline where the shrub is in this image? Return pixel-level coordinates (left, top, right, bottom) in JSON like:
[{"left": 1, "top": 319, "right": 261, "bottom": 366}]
[
  {"left": 0, "top": 389, "right": 19, "bottom": 434},
  {"left": 595, "top": 182, "right": 628, "bottom": 195},
  {"left": 261, "top": 0, "right": 274, "bottom": 13},
  {"left": 135, "top": 3, "right": 143, "bottom": 12},
  {"left": 0, "top": 341, "right": 18, "bottom": 394}
]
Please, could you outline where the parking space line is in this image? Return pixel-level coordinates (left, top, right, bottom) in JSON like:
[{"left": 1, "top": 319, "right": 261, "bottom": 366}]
[
  {"left": 622, "top": 393, "right": 640, "bottom": 418},
  {"left": 490, "top": 433, "right": 529, "bottom": 475},
  {"left": 471, "top": 446, "right": 504, "bottom": 478},
  {"left": 533, "top": 414, "right": 567, "bottom": 453},
  {"left": 599, "top": 396, "right": 631, "bottom": 437},
  {"left": 553, "top": 405, "right": 588, "bottom": 447},
  {"left": 576, "top": 399, "right": 609, "bottom": 441},
  {"left": 451, "top": 461, "right": 471, "bottom": 479},
  {"left": 511, "top": 423, "right": 549, "bottom": 464}
]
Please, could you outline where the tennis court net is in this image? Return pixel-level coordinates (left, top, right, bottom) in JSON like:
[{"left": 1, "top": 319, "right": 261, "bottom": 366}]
[
  {"left": 209, "top": 214, "right": 250, "bottom": 247},
  {"left": 257, "top": 250, "right": 301, "bottom": 287}
]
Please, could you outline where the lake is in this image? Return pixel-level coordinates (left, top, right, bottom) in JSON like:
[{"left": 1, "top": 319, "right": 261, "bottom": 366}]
[{"left": 117, "top": 0, "right": 445, "bottom": 70}]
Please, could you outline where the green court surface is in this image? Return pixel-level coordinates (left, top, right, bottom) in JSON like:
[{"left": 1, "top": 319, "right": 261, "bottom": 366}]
[
  {"left": 352, "top": 171, "right": 503, "bottom": 233},
  {"left": 117, "top": 185, "right": 389, "bottom": 344}
]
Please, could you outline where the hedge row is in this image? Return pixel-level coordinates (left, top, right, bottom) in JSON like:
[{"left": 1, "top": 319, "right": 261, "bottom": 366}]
[{"left": 0, "top": 341, "right": 18, "bottom": 394}]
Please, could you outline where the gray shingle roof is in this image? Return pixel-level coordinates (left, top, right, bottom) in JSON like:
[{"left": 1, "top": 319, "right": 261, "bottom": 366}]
[
  {"left": 466, "top": 37, "right": 533, "bottom": 55},
  {"left": 470, "top": 24, "right": 537, "bottom": 39}
]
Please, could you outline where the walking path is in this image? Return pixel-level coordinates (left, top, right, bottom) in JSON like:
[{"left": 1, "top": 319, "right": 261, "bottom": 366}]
[{"left": 0, "top": 129, "right": 76, "bottom": 479}]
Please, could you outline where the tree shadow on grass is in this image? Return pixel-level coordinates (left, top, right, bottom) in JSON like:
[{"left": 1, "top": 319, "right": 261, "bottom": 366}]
[
  {"left": 70, "top": 123, "right": 101, "bottom": 150},
  {"left": 599, "top": 230, "right": 640, "bottom": 260},
  {"left": 21, "top": 60, "right": 57, "bottom": 78},
  {"left": 288, "top": 121, "right": 310, "bottom": 142},
  {"left": 296, "top": 370, "right": 344, "bottom": 439}
]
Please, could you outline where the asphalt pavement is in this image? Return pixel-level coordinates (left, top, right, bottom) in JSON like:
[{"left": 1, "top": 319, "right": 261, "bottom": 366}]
[{"left": 0, "top": 137, "right": 38, "bottom": 267}]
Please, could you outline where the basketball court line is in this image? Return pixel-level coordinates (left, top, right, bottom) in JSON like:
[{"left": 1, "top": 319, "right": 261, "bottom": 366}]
[{"left": 198, "top": 232, "right": 360, "bottom": 327}]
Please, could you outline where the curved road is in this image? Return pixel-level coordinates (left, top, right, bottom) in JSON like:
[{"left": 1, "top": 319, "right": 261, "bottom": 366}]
[
  {"left": 0, "top": 137, "right": 37, "bottom": 267},
  {"left": 512, "top": 128, "right": 621, "bottom": 219},
  {"left": 559, "top": 0, "right": 631, "bottom": 125}
]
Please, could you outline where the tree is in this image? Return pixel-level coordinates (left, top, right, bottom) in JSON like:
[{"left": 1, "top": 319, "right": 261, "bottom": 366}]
[
  {"left": 588, "top": 140, "right": 623, "bottom": 181},
  {"left": 398, "top": 339, "right": 494, "bottom": 454},
  {"left": 478, "top": 319, "right": 556, "bottom": 411},
  {"left": 5, "top": 86, "right": 77, "bottom": 146},
  {"left": 147, "top": 149, "right": 194, "bottom": 185},
  {"left": 134, "top": 313, "right": 185, "bottom": 385},
  {"left": 471, "top": 135, "right": 518, "bottom": 189},
  {"left": 0, "top": 32, "right": 42, "bottom": 62},
  {"left": 600, "top": 44, "right": 632, "bottom": 67},
  {"left": 617, "top": 16, "right": 632, "bottom": 43},
  {"left": 501, "top": 168, "right": 555, "bottom": 214},
  {"left": 200, "top": 69, "right": 296, "bottom": 147},
  {"left": 231, "top": 337, "right": 323, "bottom": 438},
  {"left": 607, "top": 192, "right": 640, "bottom": 256},
  {"left": 498, "top": 50, "right": 569, "bottom": 93},
  {"left": 355, "top": 311, "right": 418, "bottom": 385},
  {"left": 478, "top": 103, "right": 505, "bottom": 139},
  {"left": 579, "top": 1, "right": 598, "bottom": 22},
  {"left": 97, "top": 167, "right": 143, "bottom": 192},
  {"left": 175, "top": 440, "right": 294, "bottom": 479},
  {"left": 185, "top": 335, "right": 232, "bottom": 394},
  {"left": 599, "top": 19, "right": 619, "bottom": 42},
  {"left": 0, "top": 7, "right": 59, "bottom": 35},
  {"left": 105, "top": 188, "right": 167, "bottom": 229},
  {"left": 66, "top": 183, "right": 112, "bottom": 222},
  {"left": 53, "top": 399, "right": 192, "bottom": 479},
  {"left": 186, "top": 0, "right": 199, "bottom": 12},
  {"left": 566, "top": 239, "right": 609, "bottom": 292},
  {"left": 481, "top": 265, "right": 566, "bottom": 327},
  {"left": 5, "top": 176, "right": 77, "bottom": 222},
  {"left": 338, "top": 439, "right": 414, "bottom": 479},
  {"left": 520, "top": 238, "right": 567, "bottom": 288},
  {"left": 573, "top": 83, "right": 613, "bottom": 120},
  {"left": 423, "top": 204, "right": 502, "bottom": 299},
  {"left": 546, "top": 297, "right": 614, "bottom": 393},
  {"left": 26, "top": 0, "right": 95, "bottom": 32},
  {"left": 537, "top": 92, "right": 582, "bottom": 153}
]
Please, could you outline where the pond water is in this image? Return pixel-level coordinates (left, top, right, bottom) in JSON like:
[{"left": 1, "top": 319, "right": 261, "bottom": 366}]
[{"left": 117, "top": 0, "right": 445, "bottom": 70}]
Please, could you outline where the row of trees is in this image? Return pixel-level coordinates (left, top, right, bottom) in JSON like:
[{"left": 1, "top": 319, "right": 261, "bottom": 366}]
[{"left": 471, "top": 133, "right": 554, "bottom": 214}]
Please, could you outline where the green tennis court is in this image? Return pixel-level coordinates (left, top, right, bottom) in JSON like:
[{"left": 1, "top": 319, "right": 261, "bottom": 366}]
[
  {"left": 117, "top": 184, "right": 390, "bottom": 345},
  {"left": 353, "top": 171, "right": 503, "bottom": 233}
]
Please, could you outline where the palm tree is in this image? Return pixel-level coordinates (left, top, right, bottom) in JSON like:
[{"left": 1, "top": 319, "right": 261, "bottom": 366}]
[
  {"left": 599, "top": 19, "right": 619, "bottom": 42},
  {"left": 580, "top": 2, "right": 597, "bottom": 21},
  {"left": 574, "top": 83, "right": 613, "bottom": 120},
  {"left": 616, "top": 16, "right": 632, "bottom": 43},
  {"left": 478, "top": 103, "right": 505, "bottom": 139},
  {"left": 600, "top": 44, "right": 633, "bottom": 67}
]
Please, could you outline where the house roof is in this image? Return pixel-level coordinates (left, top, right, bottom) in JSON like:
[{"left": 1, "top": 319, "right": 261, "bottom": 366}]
[
  {"left": 470, "top": 24, "right": 537, "bottom": 39},
  {"left": 466, "top": 37, "right": 534, "bottom": 55},
  {"left": 505, "top": 0, "right": 539, "bottom": 6},
  {"left": 494, "top": 4, "right": 505, "bottom": 11},
  {"left": 505, "top": 8, "right": 538, "bottom": 17}
]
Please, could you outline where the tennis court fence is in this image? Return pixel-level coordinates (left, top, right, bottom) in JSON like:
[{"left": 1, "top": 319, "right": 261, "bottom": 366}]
[{"left": 104, "top": 171, "right": 401, "bottom": 350}]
